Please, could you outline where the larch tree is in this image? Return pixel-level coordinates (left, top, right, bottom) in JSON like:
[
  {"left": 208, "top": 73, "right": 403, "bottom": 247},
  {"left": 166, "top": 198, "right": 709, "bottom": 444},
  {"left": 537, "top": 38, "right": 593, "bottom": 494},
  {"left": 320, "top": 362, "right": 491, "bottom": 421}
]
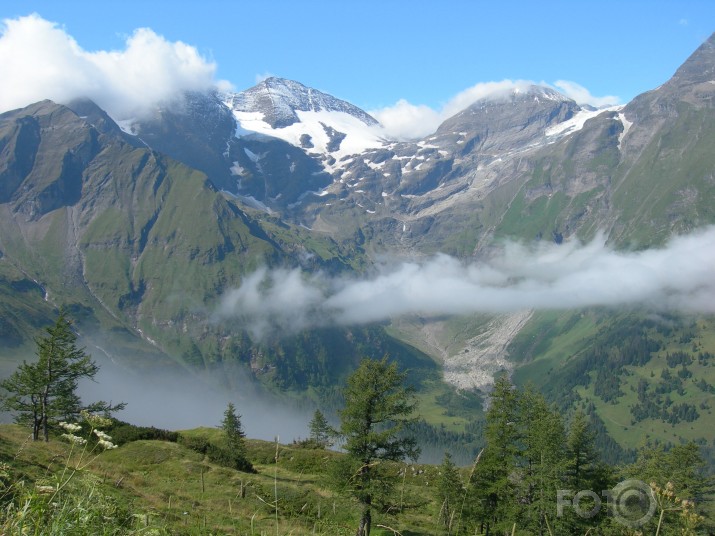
[
  {"left": 469, "top": 375, "right": 521, "bottom": 535},
  {"left": 336, "top": 356, "right": 420, "bottom": 536},
  {"left": 308, "top": 408, "right": 335, "bottom": 448},
  {"left": 563, "top": 409, "right": 610, "bottom": 533},
  {"left": 518, "top": 385, "right": 567, "bottom": 535},
  {"left": 0, "top": 310, "right": 124, "bottom": 441}
]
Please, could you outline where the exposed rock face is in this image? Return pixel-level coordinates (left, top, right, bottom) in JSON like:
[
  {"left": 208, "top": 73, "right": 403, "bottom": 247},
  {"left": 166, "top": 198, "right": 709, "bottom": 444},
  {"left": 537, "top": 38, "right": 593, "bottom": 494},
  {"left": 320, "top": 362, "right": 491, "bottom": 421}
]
[
  {"left": 225, "top": 77, "right": 379, "bottom": 128},
  {"left": 0, "top": 101, "right": 101, "bottom": 219},
  {"left": 126, "top": 91, "right": 238, "bottom": 192},
  {"left": 655, "top": 33, "right": 715, "bottom": 104}
]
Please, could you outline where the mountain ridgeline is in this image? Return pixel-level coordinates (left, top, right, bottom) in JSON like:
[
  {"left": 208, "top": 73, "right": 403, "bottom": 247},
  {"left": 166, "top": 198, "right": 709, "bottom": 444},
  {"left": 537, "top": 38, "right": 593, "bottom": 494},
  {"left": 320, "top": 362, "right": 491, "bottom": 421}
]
[{"left": 1, "top": 34, "right": 715, "bottom": 460}]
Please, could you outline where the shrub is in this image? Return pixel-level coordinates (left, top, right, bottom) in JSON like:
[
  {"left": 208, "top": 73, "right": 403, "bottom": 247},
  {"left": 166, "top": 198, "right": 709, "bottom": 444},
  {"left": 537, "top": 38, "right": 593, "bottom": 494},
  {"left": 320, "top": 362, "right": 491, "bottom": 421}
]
[
  {"left": 107, "top": 420, "right": 179, "bottom": 446},
  {"left": 178, "top": 434, "right": 255, "bottom": 473},
  {"left": 205, "top": 443, "right": 256, "bottom": 473},
  {"left": 177, "top": 434, "right": 210, "bottom": 454}
]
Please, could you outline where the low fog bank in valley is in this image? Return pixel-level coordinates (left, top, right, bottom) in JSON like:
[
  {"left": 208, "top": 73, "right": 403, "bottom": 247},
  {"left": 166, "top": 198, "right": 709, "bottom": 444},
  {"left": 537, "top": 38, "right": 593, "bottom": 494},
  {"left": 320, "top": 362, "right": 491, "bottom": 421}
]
[
  {"left": 78, "top": 350, "right": 311, "bottom": 441},
  {"left": 219, "top": 227, "right": 715, "bottom": 339}
]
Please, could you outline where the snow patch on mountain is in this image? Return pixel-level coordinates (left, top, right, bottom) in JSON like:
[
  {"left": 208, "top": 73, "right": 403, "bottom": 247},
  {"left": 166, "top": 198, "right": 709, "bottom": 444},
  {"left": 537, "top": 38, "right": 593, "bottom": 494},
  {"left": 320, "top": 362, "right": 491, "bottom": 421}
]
[
  {"left": 226, "top": 77, "right": 378, "bottom": 128},
  {"left": 617, "top": 112, "right": 633, "bottom": 151},
  {"left": 546, "top": 105, "right": 622, "bottom": 138},
  {"left": 221, "top": 189, "right": 274, "bottom": 214},
  {"left": 231, "top": 108, "right": 387, "bottom": 161},
  {"left": 222, "top": 77, "right": 390, "bottom": 163},
  {"left": 116, "top": 119, "right": 138, "bottom": 135}
]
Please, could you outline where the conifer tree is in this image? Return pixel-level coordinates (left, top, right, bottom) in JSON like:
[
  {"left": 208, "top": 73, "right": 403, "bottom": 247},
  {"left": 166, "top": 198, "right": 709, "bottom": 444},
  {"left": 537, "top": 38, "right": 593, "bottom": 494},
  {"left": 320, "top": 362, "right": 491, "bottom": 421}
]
[
  {"left": 518, "top": 385, "right": 567, "bottom": 535},
  {"left": 566, "top": 410, "right": 598, "bottom": 490},
  {"left": 308, "top": 408, "right": 335, "bottom": 448},
  {"left": 222, "top": 402, "right": 246, "bottom": 458},
  {"left": 561, "top": 409, "right": 608, "bottom": 533},
  {"left": 336, "top": 356, "right": 419, "bottom": 536},
  {"left": 468, "top": 376, "right": 521, "bottom": 534},
  {"left": 436, "top": 451, "right": 463, "bottom": 534},
  {"left": 0, "top": 310, "right": 124, "bottom": 441}
]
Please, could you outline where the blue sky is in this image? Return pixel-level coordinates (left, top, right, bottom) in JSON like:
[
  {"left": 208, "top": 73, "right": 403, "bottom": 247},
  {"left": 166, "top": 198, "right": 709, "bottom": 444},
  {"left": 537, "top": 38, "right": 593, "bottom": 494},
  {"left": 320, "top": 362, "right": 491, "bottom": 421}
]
[{"left": 0, "top": 1, "right": 713, "bottom": 114}]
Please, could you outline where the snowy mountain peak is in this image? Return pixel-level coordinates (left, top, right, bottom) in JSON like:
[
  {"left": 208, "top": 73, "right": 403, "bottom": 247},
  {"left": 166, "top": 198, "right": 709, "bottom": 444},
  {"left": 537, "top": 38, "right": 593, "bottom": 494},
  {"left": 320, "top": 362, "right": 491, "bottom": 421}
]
[
  {"left": 475, "top": 84, "right": 574, "bottom": 107},
  {"left": 522, "top": 84, "right": 572, "bottom": 99},
  {"left": 223, "top": 78, "right": 385, "bottom": 162},
  {"left": 224, "top": 77, "right": 379, "bottom": 129},
  {"left": 436, "top": 83, "right": 580, "bottom": 137}
]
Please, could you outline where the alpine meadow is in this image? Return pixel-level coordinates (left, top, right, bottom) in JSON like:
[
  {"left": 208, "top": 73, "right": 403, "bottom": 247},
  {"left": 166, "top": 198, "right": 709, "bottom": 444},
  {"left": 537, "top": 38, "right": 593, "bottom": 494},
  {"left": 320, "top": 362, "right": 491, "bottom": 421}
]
[{"left": 0, "top": 10, "right": 715, "bottom": 535}]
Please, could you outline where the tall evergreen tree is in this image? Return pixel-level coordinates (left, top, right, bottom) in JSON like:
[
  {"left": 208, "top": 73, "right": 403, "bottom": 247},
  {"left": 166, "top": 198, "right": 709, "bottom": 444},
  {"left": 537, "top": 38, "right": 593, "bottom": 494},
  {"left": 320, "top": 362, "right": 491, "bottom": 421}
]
[
  {"left": 436, "top": 451, "right": 463, "bottom": 534},
  {"left": 336, "top": 356, "right": 419, "bottom": 536},
  {"left": 562, "top": 409, "right": 610, "bottom": 533},
  {"left": 468, "top": 376, "right": 521, "bottom": 535},
  {"left": 566, "top": 410, "right": 598, "bottom": 490},
  {"left": 222, "top": 402, "right": 246, "bottom": 458},
  {"left": 308, "top": 408, "right": 335, "bottom": 448},
  {"left": 0, "top": 311, "right": 124, "bottom": 441},
  {"left": 518, "top": 385, "right": 567, "bottom": 535}
]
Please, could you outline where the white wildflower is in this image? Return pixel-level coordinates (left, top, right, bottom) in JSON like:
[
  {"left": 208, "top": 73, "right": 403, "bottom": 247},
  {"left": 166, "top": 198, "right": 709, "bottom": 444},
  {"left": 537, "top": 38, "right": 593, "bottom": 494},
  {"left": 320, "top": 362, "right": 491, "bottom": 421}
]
[
  {"left": 81, "top": 410, "right": 112, "bottom": 428},
  {"left": 98, "top": 439, "right": 118, "bottom": 450},
  {"left": 60, "top": 433, "right": 87, "bottom": 445},
  {"left": 59, "top": 421, "right": 82, "bottom": 433},
  {"left": 93, "top": 429, "right": 112, "bottom": 442}
]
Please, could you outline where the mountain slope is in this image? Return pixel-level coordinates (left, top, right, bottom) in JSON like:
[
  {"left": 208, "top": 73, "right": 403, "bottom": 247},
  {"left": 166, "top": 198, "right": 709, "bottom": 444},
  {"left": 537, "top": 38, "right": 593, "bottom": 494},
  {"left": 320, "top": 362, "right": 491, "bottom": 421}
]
[
  {"left": 122, "top": 91, "right": 238, "bottom": 192},
  {"left": 0, "top": 100, "right": 276, "bottom": 362},
  {"left": 0, "top": 98, "right": 438, "bottom": 396}
]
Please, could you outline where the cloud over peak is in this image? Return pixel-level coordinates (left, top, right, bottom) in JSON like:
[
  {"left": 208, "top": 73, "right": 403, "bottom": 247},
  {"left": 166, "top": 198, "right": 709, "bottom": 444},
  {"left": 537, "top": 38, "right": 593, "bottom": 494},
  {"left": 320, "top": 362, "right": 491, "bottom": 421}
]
[
  {"left": 553, "top": 80, "right": 620, "bottom": 108},
  {"left": 372, "top": 79, "right": 621, "bottom": 141},
  {"left": 0, "top": 14, "right": 224, "bottom": 120}
]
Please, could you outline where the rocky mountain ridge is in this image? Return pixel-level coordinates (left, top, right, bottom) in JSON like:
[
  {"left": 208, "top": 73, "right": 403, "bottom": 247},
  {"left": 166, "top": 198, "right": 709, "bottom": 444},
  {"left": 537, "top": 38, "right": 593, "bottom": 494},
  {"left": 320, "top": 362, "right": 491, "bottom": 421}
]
[{"left": 225, "top": 77, "right": 379, "bottom": 129}]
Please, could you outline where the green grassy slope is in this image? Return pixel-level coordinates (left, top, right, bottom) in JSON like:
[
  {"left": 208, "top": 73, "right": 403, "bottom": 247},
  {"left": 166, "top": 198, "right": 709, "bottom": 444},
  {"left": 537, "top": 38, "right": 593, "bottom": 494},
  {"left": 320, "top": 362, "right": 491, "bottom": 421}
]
[
  {"left": 509, "top": 310, "right": 715, "bottom": 461},
  {"left": 610, "top": 105, "right": 715, "bottom": 247},
  {"left": 0, "top": 424, "right": 447, "bottom": 535}
]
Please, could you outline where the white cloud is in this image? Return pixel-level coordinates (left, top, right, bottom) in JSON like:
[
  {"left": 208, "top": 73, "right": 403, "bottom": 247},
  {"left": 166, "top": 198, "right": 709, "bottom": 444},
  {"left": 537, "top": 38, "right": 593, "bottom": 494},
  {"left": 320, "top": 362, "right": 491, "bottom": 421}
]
[
  {"left": 441, "top": 80, "right": 538, "bottom": 117},
  {"left": 371, "top": 80, "right": 537, "bottom": 140},
  {"left": 553, "top": 80, "right": 620, "bottom": 108},
  {"left": 218, "top": 227, "right": 715, "bottom": 339},
  {"left": 254, "top": 72, "right": 275, "bottom": 84},
  {"left": 370, "top": 99, "right": 442, "bottom": 140},
  {"left": 0, "top": 14, "right": 224, "bottom": 120},
  {"left": 217, "top": 267, "right": 328, "bottom": 339},
  {"left": 372, "top": 79, "right": 620, "bottom": 140}
]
